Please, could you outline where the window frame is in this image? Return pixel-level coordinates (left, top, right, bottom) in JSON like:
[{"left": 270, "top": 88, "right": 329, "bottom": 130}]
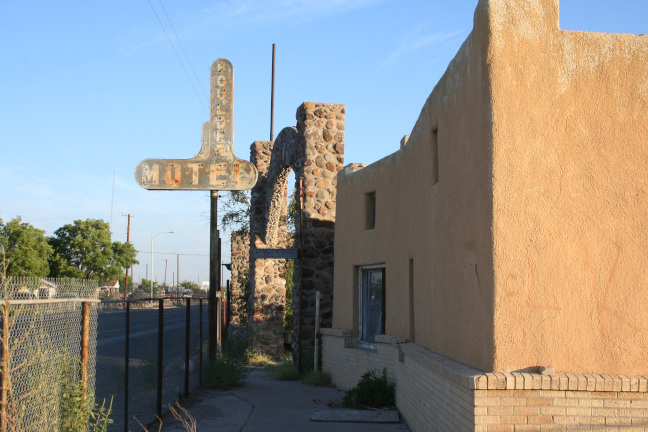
[{"left": 357, "top": 264, "right": 385, "bottom": 349}]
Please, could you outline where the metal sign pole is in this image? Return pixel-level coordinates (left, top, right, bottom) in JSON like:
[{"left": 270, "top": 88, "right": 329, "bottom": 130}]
[
  {"left": 135, "top": 58, "right": 258, "bottom": 367},
  {"left": 209, "top": 192, "right": 219, "bottom": 362}
]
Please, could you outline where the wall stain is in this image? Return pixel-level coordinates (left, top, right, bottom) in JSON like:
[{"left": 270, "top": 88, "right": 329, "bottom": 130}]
[
  {"left": 524, "top": 262, "right": 561, "bottom": 311},
  {"left": 585, "top": 242, "right": 640, "bottom": 337}
]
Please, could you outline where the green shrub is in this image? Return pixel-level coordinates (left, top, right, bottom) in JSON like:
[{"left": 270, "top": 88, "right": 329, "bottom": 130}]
[
  {"left": 205, "top": 355, "right": 248, "bottom": 390},
  {"left": 341, "top": 369, "right": 395, "bottom": 409},
  {"left": 59, "top": 362, "right": 113, "bottom": 432},
  {"left": 204, "top": 337, "right": 250, "bottom": 390},
  {"left": 300, "top": 370, "right": 332, "bottom": 387},
  {"left": 221, "top": 335, "right": 251, "bottom": 362}
]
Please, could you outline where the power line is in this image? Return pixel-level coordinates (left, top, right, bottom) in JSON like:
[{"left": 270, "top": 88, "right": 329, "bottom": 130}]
[
  {"left": 138, "top": 251, "right": 209, "bottom": 256},
  {"left": 157, "top": 0, "right": 209, "bottom": 102},
  {"left": 146, "top": 0, "right": 209, "bottom": 115}
]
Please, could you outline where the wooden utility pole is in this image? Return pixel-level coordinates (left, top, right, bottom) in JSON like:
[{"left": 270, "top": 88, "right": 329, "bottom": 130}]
[
  {"left": 122, "top": 213, "right": 134, "bottom": 294},
  {"left": 270, "top": 44, "right": 276, "bottom": 141}
]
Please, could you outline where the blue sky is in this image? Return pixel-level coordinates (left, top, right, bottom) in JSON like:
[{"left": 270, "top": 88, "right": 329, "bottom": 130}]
[{"left": 1, "top": 0, "right": 646, "bottom": 285}]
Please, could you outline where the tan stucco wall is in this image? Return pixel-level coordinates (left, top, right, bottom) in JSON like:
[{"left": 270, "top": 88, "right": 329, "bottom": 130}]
[
  {"left": 488, "top": 0, "right": 648, "bottom": 374},
  {"left": 333, "top": 2, "right": 497, "bottom": 370},
  {"left": 333, "top": 0, "right": 648, "bottom": 375}
]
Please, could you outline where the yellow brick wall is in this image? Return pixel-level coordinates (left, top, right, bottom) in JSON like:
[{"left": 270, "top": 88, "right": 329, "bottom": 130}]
[
  {"left": 321, "top": 329, "right": 648, "bottom": 432},
  {"left": 475, "top": 390, "right": 648, "bottom": 431}
]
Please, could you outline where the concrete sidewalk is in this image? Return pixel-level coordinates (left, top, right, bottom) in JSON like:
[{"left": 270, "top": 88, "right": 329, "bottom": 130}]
[{"left": 159, "top": 369, "right": 410, "bottom": 431}]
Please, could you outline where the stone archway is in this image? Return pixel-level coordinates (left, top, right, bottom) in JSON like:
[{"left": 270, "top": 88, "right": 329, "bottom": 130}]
[{"left": 246, "top": 102, "right": 345, "bottom": 367}]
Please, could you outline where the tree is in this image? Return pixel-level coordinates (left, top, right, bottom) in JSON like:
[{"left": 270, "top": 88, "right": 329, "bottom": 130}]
[
  {"left": 221, "top": 189, "right": 298, "bottom": 234},
  {"left": 49, "top": 218, "right": 138, "bottom": 280},
  {"left": 0, "top": 216, "right": 53, "bottom": 277},
  {"left": 104, "top": 241, "right": 138, "bottom": 280},
  {"left": 287, "top": 191, "right": 298, "bottom": 234},
  {"left": 220, "top": 190, "right": 250, "bottom": 234},
  {"left": 179, "top": 280, "right": 203, "bottom": 294},
  {"left": 137, "top": 279, "right": 158, "bottom": 296}
]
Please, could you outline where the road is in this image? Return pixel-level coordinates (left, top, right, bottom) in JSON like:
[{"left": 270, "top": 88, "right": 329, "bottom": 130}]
[{"left": 94, "top": 302, "right": 207, "bottom": 431}]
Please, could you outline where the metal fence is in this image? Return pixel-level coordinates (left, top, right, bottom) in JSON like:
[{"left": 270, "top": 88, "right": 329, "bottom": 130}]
[
  {"left": 0, "top": 277, "right": 99, "bottom": 432},
  {"left": 95, "top": 297, "right": 206, "bottom": 432},
  {"left": 0, "top": 277, "right": 207, "bottom": 432}
]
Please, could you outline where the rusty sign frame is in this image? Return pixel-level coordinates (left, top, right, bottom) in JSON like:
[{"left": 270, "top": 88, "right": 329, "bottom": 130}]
[{"left": 135, "top": 59, "right": 258, "bottom": 191}]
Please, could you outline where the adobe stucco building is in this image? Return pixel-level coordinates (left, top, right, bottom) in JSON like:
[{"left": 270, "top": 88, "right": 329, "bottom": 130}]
[{"left": 322, "top": 0, "right": 648, "bottom": 430}]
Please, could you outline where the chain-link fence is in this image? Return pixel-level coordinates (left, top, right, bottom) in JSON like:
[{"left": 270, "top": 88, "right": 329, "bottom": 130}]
[
  {"left": 0, "top": 276, "right": 208, "bottom": 432},
  {"left": 0, "top": 276, "right": 100, "bottom": 432}
]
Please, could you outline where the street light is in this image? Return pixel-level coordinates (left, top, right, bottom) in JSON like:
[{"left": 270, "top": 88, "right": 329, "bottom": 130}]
[{"left": 151, "top": 231, "right": 174, "bottom": 300}]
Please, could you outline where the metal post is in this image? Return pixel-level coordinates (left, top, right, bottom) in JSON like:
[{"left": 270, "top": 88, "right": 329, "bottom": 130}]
[
  {"left": 1, "top": 302, "right": 9, "bottom": 432},
  {"left": 270, "top": 43, "right": 276, "bottom": 141},
  {"left": 157, "top": 298, "right": 164, "bottom": 418},
  {"left": 209, "top": 191, "right": 219, "bottom": 362},
  {"left": 81, "top": 301, "right": 90, "bottom": 396},
  {"left": 184, "top": 298, "right": 191, "bottom": 397},
  {"left": 163, "top": 259, "right": 168, "bottom": 287},
  {"left": 314, "top": 291, "right": 321, "bottom": 372},
  {"left": 224, "top": 279, "right": 230, "bottom": 342},
  {"left": 297, "top": 178, "right": 304, "bottom": 372},
  {"left": 124, "top": 300, "right": 130, "bottom": 432},
  {"left": 217, "top": 238, "right": 222, "bottom": 346},
  {"left": 150, "top": 237, "right": 154, "bottom": 301},
  {"left": 199, "top": 299, "right": 203, "bottom": 385}
]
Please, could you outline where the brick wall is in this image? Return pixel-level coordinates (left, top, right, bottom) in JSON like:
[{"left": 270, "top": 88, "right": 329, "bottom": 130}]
[{"left": 321, "top": 328, "right": 648, "bottom": 431}]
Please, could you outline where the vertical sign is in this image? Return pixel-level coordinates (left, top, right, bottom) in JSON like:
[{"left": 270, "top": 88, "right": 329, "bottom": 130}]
[{"left": 135, "top": 59, "right": 257, "bottom": 191}]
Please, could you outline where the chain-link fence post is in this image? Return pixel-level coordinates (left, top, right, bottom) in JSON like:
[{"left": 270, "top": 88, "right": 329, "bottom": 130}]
[
  {"left": 81, "top": 301, "right": 90, "bottom": 397},
  {"left": 1, "top": 301, "right": 8, "bottom": 432},
  {"left": 184, "top": 298, "right": 190, "bottom": 397}
]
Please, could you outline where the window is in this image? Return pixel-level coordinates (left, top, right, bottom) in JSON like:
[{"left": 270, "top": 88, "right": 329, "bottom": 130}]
[
  {"left": 359, "top": 265, "right": 385, "bottom": 344},
  {"left": 365, "top": 192, "right": 376, "bottom": 229},
  {"left": 431, "top": 127, "right": 438, "bottom": 185}
]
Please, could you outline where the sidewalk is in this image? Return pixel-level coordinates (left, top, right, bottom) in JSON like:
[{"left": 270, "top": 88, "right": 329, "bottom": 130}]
[{"left": 159, "top": 369, "right": 410, "bottom": 431}]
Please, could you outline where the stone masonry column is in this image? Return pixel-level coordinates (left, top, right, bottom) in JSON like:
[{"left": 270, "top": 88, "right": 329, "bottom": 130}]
[
  {"left": 292, "top": 102, "right": 344, "bottom": 368},
  {"left": 246, "top": 103, "right": 345, "bottom": 365}
]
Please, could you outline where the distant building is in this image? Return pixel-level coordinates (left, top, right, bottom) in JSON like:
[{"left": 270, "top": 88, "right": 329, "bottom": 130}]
[{"left": 99, "top": 280, "right": 120, "bottom": 298}]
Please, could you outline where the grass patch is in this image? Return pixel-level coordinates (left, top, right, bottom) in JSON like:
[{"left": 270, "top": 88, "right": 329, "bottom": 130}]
[
  {"left": 266, "top": 360, "right": 299, "bottom": 381},
  {"left": 341, "top": 369, "right": 395, "bottom": 410},
  {"left": 246, "top": 350, "right": 275, "bottom": 368},
  {"left": 300, "top": 370, "right": 332, "bottom": 387}
]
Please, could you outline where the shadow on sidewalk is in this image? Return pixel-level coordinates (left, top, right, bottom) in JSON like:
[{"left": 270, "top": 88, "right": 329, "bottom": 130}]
[{"left": 155, "top": 369, "right": 410, "bottom": 432}]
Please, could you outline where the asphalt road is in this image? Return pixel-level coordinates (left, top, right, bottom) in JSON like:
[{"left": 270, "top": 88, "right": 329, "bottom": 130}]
[{"left": 94, "top": 303, "right": 207, "bottom": 431}]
